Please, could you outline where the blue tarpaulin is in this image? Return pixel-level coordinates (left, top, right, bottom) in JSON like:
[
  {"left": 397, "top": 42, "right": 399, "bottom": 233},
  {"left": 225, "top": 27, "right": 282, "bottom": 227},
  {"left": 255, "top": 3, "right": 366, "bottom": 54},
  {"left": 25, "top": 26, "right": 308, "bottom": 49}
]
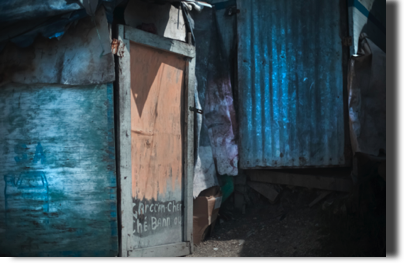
[{"left": 0, "top": 0, "right": 122, "bottom": 51}]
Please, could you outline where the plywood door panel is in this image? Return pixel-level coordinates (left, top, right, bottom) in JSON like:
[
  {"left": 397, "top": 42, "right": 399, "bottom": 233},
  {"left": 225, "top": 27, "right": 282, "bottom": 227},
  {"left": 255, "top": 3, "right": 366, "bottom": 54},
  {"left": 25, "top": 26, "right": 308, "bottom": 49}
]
[{"left": 129, "top": 42, "right": 186, "bottom": 249}]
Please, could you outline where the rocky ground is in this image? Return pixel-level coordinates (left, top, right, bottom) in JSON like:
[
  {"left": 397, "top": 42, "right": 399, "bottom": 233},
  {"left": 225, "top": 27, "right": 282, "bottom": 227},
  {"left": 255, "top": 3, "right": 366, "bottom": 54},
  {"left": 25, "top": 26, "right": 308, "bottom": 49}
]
[{"left": 187, "top": 184, "right": 386, "bottom": 257}]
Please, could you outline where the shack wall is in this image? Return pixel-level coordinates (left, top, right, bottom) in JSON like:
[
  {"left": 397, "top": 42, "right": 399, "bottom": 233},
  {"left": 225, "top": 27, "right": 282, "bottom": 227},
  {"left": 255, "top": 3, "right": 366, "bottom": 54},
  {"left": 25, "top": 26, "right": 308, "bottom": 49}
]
[
  {"left": 0, "top": 6, "right": 118, "bottom": 256},
  {"left": 0, "top": 83, "right": 118, "bottom": 256},
  {"left": 237, "top": 0, "right": 350, "bottom": 169}
]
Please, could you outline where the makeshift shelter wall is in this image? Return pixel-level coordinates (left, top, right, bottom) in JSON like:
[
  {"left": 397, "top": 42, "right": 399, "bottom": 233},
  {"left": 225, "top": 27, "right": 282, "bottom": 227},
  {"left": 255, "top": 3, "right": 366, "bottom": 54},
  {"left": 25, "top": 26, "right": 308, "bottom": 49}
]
[
  {"left": 236, "top": 0, "right": 349, "bottom": 169},
  {"left": 0, "top": 7, "right": 118, "bottom": 256},
  {"left": 0, "top": 83, "right": 118, "bottom": 257}
]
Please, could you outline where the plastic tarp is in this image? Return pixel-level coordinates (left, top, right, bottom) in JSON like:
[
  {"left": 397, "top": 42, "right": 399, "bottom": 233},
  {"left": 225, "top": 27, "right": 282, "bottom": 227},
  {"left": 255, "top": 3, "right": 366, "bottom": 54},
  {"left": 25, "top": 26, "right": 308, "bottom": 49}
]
[
  {"left": 348, "top": 0, "right": 386, "bottom": 55},
  {"left": 347, "top": 34, "right": 386, "bottom": 156},
  {"left": 192, "top": 0, "right": 238, "bottom": 197},
  {"left": 0, "top": 7, "right": 114, "bottom": 86},
  {"left": 0, "top": 0, "right": 122, "bottom": 51}
]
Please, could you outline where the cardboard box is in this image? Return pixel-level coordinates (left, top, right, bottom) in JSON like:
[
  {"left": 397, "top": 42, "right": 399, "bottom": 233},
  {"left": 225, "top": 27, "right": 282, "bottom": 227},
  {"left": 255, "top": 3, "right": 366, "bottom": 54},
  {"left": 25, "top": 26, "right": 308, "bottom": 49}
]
[{"left": 193, "top": 186, "right": 222, "bottom": 245}]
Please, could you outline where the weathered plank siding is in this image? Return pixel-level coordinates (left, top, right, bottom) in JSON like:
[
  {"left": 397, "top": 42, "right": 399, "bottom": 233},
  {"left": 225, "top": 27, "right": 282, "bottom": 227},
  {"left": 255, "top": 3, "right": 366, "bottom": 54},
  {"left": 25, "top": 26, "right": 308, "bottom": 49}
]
[{"left": 0, "top": 83, "right": 118, "bottom": 256}]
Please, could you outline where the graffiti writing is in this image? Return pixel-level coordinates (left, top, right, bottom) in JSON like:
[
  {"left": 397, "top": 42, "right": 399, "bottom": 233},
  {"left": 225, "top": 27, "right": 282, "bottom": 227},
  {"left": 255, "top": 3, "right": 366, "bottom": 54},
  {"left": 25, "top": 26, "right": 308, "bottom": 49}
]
[
  {"left": 4, "top": 142, "right": 49, "bottom": 225},
  {"left": 132, "top": 199, "right": 183, "bottom": 237}
]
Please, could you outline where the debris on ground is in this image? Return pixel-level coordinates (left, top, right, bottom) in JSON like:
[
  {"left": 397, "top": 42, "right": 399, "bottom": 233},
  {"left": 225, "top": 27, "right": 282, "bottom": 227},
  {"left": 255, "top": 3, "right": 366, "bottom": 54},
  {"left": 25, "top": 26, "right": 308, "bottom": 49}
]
[
  {"left": 247, "top": 181, "right": 279, "bottom": 203},
  {"left": 187, "top": 179, "right": 385, "bottom": 257}
]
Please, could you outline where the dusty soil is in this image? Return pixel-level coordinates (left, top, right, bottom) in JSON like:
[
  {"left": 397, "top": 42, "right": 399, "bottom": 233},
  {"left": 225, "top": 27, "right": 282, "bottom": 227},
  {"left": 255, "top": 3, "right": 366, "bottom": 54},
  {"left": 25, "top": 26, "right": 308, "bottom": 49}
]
[{"left": 187, "top": 185, "right": 385, "bottom": 257}]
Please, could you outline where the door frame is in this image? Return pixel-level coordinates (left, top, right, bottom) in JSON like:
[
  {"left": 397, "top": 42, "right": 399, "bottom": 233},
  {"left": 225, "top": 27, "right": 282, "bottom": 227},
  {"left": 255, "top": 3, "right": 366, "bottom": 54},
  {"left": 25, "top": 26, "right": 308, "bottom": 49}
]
[{"left": 115, "top": 24, "right": 196, "bottom": 257}]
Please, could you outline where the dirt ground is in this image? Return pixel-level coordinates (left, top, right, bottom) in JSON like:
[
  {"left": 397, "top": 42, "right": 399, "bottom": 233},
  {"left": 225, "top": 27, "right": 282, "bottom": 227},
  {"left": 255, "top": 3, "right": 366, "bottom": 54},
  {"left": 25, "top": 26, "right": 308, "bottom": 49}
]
[{"left": 187, "top": 184, "right": 385, "bottom": 257}]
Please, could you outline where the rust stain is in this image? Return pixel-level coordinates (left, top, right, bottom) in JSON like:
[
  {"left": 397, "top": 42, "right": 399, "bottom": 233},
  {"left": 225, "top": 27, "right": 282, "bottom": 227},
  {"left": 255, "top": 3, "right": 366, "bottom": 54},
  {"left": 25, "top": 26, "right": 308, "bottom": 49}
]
[
  {"left": 130, "top": 42, "right": 185, "bottom": 200},
  {"left": 111, "top": 39, "right": 120, "bottom": 55}
]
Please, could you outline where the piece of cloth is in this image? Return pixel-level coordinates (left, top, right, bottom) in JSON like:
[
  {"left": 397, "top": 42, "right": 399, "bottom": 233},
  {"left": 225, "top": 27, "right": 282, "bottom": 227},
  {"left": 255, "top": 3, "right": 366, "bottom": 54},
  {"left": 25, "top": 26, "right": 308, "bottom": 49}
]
[
  {"left": 347, "top": 34, "right": 386, "bottom": 156},
  {"left": 193, "top": 84, "right": 220, "bottom": 198},
  {"left": 203, "top": 5, "right": 238, "bottom": 176},
  {"left": 192, "top": 1, "right": 239, "bottom": 197}
]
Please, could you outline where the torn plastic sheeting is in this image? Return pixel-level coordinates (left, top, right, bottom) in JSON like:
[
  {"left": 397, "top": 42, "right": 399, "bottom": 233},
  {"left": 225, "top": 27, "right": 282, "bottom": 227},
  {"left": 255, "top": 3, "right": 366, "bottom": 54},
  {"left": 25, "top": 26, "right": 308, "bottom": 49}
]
[
  {"left": 347, "top": 34, "right": 386, "bottom": 156},
  {"left": 0, "top": 7, "right": 114, "bottom": 86},
  {"left": 203, "top": 6, "right": 238, "bottom": 176},
  {"left": 8, "top": 9, "right": 88, "bottom": 48},
  {"left": 193, "top": 1, "right": 238, "bottom": 196},
  {"left": 194, "top": 1, "right": 238, "bottom": 178},
  {"left": 0, "top": 0, "right": 122, "bottom": 52},
  {"left": 0, "top": 0, "right": 82, "bottom": 26},
  {"left": 79, "top": 0, "right": 100, "bottom": 16},
  {"left": 194, "top": 86, "right": 220, "bottom": 198},
  {"left": 348, "top": 0, "right": 386, "bottom": 55}
]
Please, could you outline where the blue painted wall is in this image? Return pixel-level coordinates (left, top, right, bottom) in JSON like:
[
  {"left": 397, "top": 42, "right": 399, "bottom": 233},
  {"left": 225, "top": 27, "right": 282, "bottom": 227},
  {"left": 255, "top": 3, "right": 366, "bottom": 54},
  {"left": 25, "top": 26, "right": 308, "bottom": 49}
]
[{"left": 0, "top": 83, "right": 118, "bottom": 256}]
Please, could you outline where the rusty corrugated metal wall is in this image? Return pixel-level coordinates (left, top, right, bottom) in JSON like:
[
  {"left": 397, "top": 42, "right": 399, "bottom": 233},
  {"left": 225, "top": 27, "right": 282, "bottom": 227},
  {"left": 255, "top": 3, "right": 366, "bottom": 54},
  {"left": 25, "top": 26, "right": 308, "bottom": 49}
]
[{"left": 237, "top": 0, "right": 350, "bottom": 169}]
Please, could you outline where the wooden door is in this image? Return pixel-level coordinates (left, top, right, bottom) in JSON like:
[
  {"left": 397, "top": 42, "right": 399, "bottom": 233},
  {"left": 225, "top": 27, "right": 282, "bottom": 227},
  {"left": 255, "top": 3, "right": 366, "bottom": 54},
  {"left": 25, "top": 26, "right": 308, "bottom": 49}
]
[{"left": 116, "top": 25, "right": 196, "bottom": 257}]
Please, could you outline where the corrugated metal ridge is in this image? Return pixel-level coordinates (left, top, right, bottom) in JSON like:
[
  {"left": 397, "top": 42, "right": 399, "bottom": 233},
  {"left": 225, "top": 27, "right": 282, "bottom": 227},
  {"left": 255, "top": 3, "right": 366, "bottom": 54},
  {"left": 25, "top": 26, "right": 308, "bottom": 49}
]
[{"left": 237, "top": 0, "right": 347, "bottom": 168}]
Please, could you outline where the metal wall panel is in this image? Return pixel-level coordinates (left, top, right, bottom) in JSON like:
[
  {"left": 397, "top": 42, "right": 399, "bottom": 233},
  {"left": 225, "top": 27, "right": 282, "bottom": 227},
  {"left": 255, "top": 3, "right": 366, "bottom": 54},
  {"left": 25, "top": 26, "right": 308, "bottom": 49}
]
[
  {"left": 237, "top": 0, "right": 349, "bottom": 169},
  {"left": 0, "top": 83, "right": 118, "bottom": 256}
]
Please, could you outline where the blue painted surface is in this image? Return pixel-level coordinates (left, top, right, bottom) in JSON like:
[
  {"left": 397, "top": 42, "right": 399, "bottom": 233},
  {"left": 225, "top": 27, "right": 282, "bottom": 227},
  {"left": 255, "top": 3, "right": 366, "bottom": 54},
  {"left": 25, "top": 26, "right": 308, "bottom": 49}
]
[
  {"left": 237, "top": 0, "right": 348, "bottom": 168},
  {"left": 0, "top": 83, "right": 118, "bottom": 256}
]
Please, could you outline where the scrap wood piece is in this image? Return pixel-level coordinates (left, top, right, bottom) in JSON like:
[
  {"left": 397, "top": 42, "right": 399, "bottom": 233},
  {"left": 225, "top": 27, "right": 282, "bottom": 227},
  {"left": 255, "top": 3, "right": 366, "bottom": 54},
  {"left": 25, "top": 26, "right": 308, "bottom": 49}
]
[
  {"left": 247, "top": 170, "right": 352, "bottom": 193},
  {"left": 247, "top": 181, "right": 279, "bottom": 202},
  {"left": 309, "top": 191, "right": 331, "bottom": 207}
]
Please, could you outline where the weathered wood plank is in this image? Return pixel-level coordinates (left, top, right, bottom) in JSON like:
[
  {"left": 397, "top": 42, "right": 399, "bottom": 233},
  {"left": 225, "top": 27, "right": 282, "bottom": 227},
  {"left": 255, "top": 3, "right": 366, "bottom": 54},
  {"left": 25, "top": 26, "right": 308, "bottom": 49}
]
[
  {"left": 128, "top": 242, "right": 189, "bottom": 257},
  {"left": 184, "top": 57, "right": 195, "bottom": 254},
  {"left": 124, "top": 25, "right": 195, "bottom": 58},
  {"left": 309, "top": 191, "right": 331, "bottom": 207},
  {"left": 247, "top": 170, "right": 352, "bottom": 193},
  {"left": 116, "top": 24, "right": 133, "bottom": 257},
  {"left": 247, "top": 181, "right": 279, "bottom": 202}
]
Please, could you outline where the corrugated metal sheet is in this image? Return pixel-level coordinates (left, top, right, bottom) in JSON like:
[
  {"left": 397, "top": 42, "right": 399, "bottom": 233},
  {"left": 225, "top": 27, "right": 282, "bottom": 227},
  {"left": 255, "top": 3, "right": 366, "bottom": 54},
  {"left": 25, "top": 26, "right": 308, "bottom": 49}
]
[{"left": 237, "top": 0, "right": 349, "bottom": 169}]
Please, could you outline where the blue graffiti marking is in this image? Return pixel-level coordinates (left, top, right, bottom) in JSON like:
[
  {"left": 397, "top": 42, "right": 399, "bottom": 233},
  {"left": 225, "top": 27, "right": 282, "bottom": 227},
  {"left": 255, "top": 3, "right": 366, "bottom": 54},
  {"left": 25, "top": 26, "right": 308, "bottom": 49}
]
[
  {"left": 14, "top": 144, "right": 28, "bottom": 163},
  {"left": 33, "top": 142, "right": 46, "bottom": 164},
  {"left": 4, "top": 172, "right": 49, "bottom": 224}
]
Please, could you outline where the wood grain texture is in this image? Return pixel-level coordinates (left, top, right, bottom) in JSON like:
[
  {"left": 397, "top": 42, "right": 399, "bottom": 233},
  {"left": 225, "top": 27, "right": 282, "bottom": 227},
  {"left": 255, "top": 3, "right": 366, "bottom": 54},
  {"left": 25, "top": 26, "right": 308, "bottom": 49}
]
[
  {"left": 0, "top": 83, "right": 118, "bottom": 256},
  {"left": 125, "top": 25, "right": 195, "bottom": 58},
  {"left": 129, "top": 42, "right": 185, "bottom": 249},
  {"left": 184, "top": 57, "right": 195, "bottom": 253},
  {"left": 116, "top": 24, "right": 133, "bottom": 256},
  {"left": 130, "top": 43, "right": 185, "bottom": 201},
  {"left": 117, "top": 25, "right": 194, "bottom": 256},
  {"left": 128, "top": 242, "right": 189, "bottom": 257}
]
